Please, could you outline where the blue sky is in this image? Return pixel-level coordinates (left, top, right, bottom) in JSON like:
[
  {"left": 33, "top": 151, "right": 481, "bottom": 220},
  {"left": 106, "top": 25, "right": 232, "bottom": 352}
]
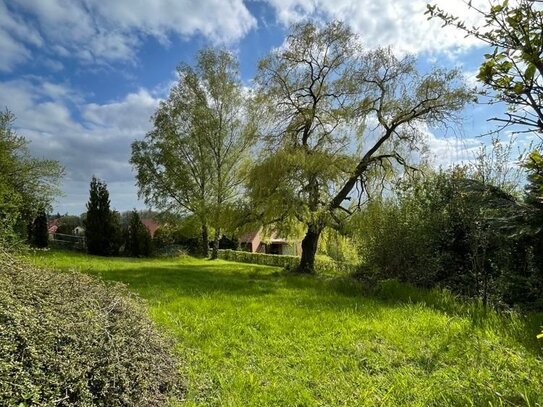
[{"left": 0, "top": 0, "right": 532, "bottom": 214}]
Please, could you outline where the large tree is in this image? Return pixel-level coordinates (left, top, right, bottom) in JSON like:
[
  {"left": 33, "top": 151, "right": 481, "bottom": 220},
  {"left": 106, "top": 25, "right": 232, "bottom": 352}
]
[
  {"left": 0, "top": 109, "right": 63, "bottom": 244},
  {"left": 249, "top": 21, "right": 472, "bottom": 273},
  {"left": 427, "top": 0, "right": 543, "bottom": 134},
  {"left": 131, "top": 49, "right": 255, "bottom": 258}
]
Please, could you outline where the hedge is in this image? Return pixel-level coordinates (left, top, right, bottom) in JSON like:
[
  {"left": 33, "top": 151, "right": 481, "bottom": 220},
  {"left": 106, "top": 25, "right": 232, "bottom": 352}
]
[
  {"left": 217, "top": 249, "right": 358, "bottom": 274},
  {"left": 0, "top": 248, "right": 183, "bottom": 406}
]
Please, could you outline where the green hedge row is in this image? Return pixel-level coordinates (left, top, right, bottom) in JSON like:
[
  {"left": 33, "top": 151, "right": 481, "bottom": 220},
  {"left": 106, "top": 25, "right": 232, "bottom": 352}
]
[
  {"left": 217, "top": 249, "right": 358, "bottom": 274},
  {"left": 218, "top": 249, "right": 299, "bottom": 268}
]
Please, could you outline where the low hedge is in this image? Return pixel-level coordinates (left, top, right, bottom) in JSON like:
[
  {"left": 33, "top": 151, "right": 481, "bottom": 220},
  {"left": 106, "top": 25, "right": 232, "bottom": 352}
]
[
  {"left": 217, "top": 249, "right": 358, "bottom": 274},
  {"left": 218, "top": 249, "right": 300, "bottom": 268},
  {"left": 0, "top": 249, "right": 183, "bottom": 406}
]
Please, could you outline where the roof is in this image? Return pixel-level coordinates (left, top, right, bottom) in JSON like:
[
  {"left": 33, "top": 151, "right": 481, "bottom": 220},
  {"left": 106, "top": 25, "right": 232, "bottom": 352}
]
[
  {"left": 47, "top": 219, "right": 60, "bottom": 234},
  {"left": 141, "top": 218, "right": 160, "bottom": 237},
  {"left": 239, "top": 229, "right": 260, "bottom": 243}
]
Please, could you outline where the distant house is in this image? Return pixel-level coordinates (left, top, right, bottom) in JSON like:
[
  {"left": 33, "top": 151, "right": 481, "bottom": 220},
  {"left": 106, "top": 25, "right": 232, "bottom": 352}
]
[
  {"left": 239, "top": 227, "right": 301, "bottom": 256},
  {"left": 47, "top": 219, "right": 60, "bottom": 236},
  {"left": 73, "top": 226, "right": 85, "bottom": 236},
  {"left": 141, "top": 218, "right": 160, "bottom": 238}
]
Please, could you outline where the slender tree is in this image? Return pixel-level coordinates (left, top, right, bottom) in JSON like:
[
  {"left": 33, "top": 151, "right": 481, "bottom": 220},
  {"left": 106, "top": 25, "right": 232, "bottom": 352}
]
[
  {"left": 250, "top": 21, "right": 472, "bottom": 273},
  {"left": 131, "top": 48, "right": 255, "bottom": 258}
]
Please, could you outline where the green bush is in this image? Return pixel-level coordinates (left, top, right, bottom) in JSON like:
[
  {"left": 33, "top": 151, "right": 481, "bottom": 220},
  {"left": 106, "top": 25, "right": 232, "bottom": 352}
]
[
  {"left": 0, "top": 249, "right": 183, "bottom": 406},
  {"left": 218, "top": 249, "right": 358, "bottom": 274},
  {"left": 352, "top": 169, "right": 543, "bottom": 309}
]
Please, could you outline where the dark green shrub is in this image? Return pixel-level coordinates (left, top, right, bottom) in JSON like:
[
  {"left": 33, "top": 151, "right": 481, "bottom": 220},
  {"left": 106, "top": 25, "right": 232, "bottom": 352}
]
[
  {"left": 85, "top": 177, "right": 122, "bottom": 256},
  {"left": 153, "top": 224, "right": 200, "bottom": 255},
  {"left": 0, "top": 249, "right": 183, "bottom": 406},
  {"left": 353, "top": 168, "right": 543, "bottom": 309},
  {"left": 30, "top": 210, "right": 49, "bottom": 248},
  {"left": 124, "top": 210, "right": 153, "bottom": 257}
]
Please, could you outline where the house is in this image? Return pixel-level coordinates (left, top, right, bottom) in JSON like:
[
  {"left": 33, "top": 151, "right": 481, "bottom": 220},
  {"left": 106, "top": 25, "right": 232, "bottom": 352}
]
[
  {"left": 73, "top": 226, "right": 85, "bottom": 236},
  {"left": 239, "top": 227, "right": 301, "bottom": 256},
  {"left": 47, "top": 219, "right": 60, "bottom": 236},
  {"left": 141, "top": 218, "right": 160, "bottom": 238}
]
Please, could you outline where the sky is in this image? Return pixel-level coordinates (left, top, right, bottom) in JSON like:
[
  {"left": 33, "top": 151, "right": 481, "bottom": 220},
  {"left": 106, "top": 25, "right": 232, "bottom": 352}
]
[{"left": 0, "top": 0, "right": 535, "bottom": 214}]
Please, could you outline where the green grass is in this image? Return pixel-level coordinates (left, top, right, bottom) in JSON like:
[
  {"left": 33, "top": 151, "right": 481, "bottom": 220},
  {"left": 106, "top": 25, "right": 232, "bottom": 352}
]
[{"left": 28, "top": 250, "right": 543, "bottom": 406}]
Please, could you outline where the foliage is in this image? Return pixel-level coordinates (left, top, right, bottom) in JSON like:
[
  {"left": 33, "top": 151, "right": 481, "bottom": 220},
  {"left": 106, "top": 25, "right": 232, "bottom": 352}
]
[
  {"left": 0, "top": 110, "right": 63, "bottom": 244},
  {"left": 249, "top": 21, "right": 472, "bottom": 273},
  {"left": 0, "top": 249, "right": 183, "bottom": 406},
  {"left": 131, "top": 49, "right": 255, "bottom": 258},
  {"left": 124, "top": 210, "right": 153, "bottom": 257},
  {"left": 29, "top": 250, "right": 543, "bottom": 406},
  {"left": 218, "top": 249, "right": 300, "bottom": 269},
  {"left": 353, "top": 167, "right": 543, "bottom": 309},
  {"left": 427, "top": 0, "right": 543, "bottom": 134},
  {"left": 153, "top": 218, "right": 201, "bottom": 255},
  {"left": 30, "top": 210, "right": 49, "bottom": 248},
  {"left": 84, "top": 177, "right": 122, "bottom": 256},
  {"left": 317, "top": 228, "right": 358, "bottom": 263},
  {"left": 217, "top": 249, "right": 358, "bottom": 275},
  {"left": 56, "top": 215, "right": 82, "bottom": 235}
]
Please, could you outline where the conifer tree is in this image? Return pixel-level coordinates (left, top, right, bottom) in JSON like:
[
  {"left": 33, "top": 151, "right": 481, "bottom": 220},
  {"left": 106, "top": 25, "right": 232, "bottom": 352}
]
[
  {"left": 31, "top": 210, "right": 48, "bottom": 248},
  {"left": 84, "top": 177, "right": 121, "bottom": 256},
  {"left": 125, "top": 209, "right": 152, "bottom": 257}
]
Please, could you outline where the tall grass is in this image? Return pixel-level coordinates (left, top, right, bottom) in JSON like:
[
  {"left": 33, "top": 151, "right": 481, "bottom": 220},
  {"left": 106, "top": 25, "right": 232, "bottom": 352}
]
[{"left": 29, "top": 250, "right": 543, "bottom": 406}]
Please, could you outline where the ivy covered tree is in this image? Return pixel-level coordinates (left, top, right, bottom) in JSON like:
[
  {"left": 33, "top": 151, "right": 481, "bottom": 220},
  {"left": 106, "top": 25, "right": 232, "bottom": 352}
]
[
  {"left": 249, "top": 21, "right": 472, "bottom": 273},
  {"left": 84, "top": 177, "right": 121, "bottom": 256},
  {"left": 427, "top": 0, "right": 543, "bottom": 134}
]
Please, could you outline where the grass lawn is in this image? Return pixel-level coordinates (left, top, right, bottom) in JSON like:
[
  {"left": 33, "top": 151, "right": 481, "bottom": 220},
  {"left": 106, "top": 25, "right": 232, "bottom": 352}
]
[{"left": 29, "top": 250, "right": 543, "bottom": 406}]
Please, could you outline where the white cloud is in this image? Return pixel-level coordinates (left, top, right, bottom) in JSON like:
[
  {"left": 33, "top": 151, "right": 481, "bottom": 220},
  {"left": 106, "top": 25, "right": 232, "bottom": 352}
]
[
  {"left": 83, "top": 90, "right": 158, "bottom": 131},
  {"left": 263, "top": 0, "right": 487, "bottom": 56},
  {"left": 2, "top": 0, "right": 257, "bottom": 70},
  {"left": 0, "top": 78, "right": 163, "bottom": 213}
]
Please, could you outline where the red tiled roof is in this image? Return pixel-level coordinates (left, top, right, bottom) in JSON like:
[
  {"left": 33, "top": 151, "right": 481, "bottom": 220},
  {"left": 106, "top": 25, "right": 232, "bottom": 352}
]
[
  {"left": 47, "top": 219, "right": 60, "bottom": 234},
  {"left": 141, "top": 218, "right": 160, "bottom": 238}
]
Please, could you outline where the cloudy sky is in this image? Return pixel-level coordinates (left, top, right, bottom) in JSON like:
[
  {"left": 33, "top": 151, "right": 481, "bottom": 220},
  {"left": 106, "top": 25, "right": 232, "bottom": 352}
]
[{"left": 0, "top": 0, "right": 528, "bottom": 214}]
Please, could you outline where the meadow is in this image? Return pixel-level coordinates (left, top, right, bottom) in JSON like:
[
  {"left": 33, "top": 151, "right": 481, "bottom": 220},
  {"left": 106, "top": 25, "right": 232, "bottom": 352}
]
[{"left": 29, "top": 251, "right": 543, "bottom": 406}]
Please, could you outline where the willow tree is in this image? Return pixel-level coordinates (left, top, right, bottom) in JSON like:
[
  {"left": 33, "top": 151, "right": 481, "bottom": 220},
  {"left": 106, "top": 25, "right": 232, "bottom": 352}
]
[
  {"left": 249, "top": 21, "right": 472, "bottom": 273},
  {"left": 131, "top": 49, "right": 254, "bottom": 258}
]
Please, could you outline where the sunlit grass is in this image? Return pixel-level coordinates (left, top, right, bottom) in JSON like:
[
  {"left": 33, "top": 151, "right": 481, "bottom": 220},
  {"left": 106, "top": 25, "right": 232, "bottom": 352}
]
[{"left": 29, "top": 250, "right": 543, "bottom": 406}]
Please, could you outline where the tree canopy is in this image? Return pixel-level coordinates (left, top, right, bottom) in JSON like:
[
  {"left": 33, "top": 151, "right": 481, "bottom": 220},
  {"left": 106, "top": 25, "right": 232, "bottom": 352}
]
[
  {"left": 131, "top": 48, "right": 255, "bottom": 257},
  {"left": 427, "top": 0, "right": 543, "bottom": 134},
  {"left": 0, "top": 109, "right": 63, "bottom": 244},
  {"left": 249, "top": 21, "right": 473, "bottom": 272}
]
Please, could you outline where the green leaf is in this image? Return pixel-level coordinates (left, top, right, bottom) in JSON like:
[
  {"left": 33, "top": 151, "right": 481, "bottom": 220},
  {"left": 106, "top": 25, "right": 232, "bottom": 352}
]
[{"left": 525, "top": 64, "right": 536, "bottom": 81}]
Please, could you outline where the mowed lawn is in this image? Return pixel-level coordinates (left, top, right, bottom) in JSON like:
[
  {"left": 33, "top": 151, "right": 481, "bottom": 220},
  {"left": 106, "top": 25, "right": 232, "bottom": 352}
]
[{"left": 29, "top": 251, "right": 543, "bottom": 406}]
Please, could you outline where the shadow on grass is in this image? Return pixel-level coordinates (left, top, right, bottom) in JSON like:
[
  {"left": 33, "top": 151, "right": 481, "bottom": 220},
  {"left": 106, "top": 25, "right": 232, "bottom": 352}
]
[{"left": 48, "top": 254, "right": 543, "bottom": 356}]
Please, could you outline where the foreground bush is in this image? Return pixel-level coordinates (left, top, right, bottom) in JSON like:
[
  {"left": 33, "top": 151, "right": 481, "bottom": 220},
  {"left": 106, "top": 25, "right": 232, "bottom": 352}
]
[{"left": 0, "top": 249, "right": 183, "bottom": 406}]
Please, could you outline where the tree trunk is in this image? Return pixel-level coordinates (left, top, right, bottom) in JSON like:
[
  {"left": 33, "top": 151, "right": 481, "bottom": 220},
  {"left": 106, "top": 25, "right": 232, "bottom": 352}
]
[
  {"left": 297, "top": 223, "right": 322, "bottom": 273},
  {"left": 211, "top": 227, "right": 220, "bottom": 260},
  {"left": 201, "top": 223, "right": 209, "bottom": 258}
]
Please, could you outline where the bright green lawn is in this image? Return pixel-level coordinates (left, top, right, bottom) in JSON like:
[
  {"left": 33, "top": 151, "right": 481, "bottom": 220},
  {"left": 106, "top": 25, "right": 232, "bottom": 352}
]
[{"left": 28, "top": 250, "right": 543, "bottom": 406}]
